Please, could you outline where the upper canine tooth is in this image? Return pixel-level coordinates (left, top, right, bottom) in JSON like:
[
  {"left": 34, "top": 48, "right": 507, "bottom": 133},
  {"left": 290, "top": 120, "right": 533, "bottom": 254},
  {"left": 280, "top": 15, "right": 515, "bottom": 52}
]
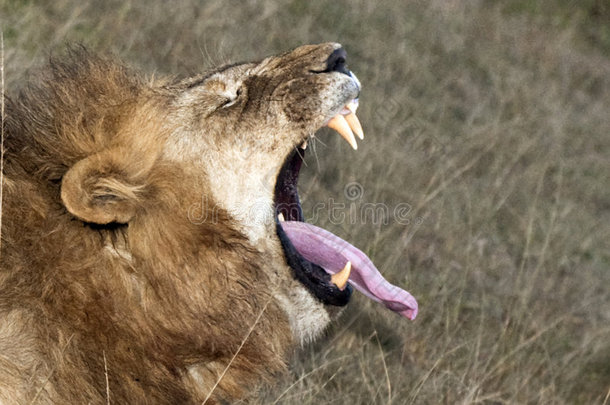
[
  {"left": 327, "top": 115, "right": 358, "bottom": 150},
  {"left": 345, "top": 113, "right": 364, "bottom": 140},
  {"left": 300, "top": 140, "right": 308, "bottom": 150},
  {"left": 331, "top": 261, "right": 351, "bottom": 290}
]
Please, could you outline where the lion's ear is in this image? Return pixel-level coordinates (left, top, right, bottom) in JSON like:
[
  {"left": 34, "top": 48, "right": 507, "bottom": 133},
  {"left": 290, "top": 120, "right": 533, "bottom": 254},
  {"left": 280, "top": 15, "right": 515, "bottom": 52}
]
[{"left": 61, "top": 148, "right": 146, "bottom": 224}]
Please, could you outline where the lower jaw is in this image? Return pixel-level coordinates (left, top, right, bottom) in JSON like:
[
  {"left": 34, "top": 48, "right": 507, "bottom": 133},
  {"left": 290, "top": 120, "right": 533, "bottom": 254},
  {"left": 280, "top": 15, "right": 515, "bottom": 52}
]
[
  {"left": 274, "top": 281, "right": 333, "bottom": 344},
  {"left": 274, "top": 147, "right": 352, "bottom": 307},
  {"left": 276, "top": 219, "right": 352, "bottom": 307}
]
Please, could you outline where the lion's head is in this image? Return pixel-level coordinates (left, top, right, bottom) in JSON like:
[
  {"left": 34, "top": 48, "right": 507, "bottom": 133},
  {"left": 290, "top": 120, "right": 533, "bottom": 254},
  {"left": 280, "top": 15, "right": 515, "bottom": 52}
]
[{"left": 1, "top": 43, "right": 416, "bottom": 403}]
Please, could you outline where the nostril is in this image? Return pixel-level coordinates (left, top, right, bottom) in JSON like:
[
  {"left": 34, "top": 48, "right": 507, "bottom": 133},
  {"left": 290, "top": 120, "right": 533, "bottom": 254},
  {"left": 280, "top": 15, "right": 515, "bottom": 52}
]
[{"left": 325, "top": 48, "right": 350, "bottom": 75}]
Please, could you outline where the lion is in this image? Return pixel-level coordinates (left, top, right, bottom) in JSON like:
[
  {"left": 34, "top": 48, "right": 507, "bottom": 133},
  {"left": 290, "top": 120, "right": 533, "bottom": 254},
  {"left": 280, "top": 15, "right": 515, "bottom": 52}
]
[{"left": 0, "top": 43, "right": 417, "bottom": 404}]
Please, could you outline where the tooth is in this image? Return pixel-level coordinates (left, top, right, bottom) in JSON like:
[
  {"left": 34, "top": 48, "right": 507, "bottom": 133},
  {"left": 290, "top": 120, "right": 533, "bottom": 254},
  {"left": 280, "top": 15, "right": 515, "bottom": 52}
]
[
  {"left": 327, "top": 115, "right": 357, "bottom": 150},
  {"left": 301, "top": 140, "right": 308, "bottom": 150},
  {"left": 278, "top": 213, "right": 285, "bottom": 222},
  {"left": 331, "top": 261, "right": 351, "bottom": 290},
  {"left": 346, "top": 100, "right": 359, "bottom": 114},
  {"left": 345, "top": 113, "right": 364, "bottom": 140}
]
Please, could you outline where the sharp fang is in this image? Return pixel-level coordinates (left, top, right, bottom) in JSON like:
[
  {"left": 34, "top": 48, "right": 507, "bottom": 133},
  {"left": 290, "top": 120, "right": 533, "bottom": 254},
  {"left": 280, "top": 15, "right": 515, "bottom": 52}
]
[
  {"left": 300, "top": 140, "right": 308, "bottom": 150},
  {"left": 327, "top": 115, "right": 358, "bottom": 150},
  {"left": 331, "top": 261, "right": 351, "bottom": 290},
  {"left": 278, "top": 213, "right": 285, "bottom": 222},
  {"left": 345, "top": 113, "right": 364, "bottom": 140}
]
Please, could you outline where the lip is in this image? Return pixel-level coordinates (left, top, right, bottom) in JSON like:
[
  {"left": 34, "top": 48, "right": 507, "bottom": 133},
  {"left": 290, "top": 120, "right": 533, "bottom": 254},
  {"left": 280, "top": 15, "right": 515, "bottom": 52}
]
[{"left": 274, "top": 146, "right": 353, "bottom": 306}]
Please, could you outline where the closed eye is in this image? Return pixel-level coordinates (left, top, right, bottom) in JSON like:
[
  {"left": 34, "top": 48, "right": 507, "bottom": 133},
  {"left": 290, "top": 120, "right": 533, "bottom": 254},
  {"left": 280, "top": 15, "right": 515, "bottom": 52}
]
[{"left": 220, "top": 88, "right": 242, "bottom": 109}]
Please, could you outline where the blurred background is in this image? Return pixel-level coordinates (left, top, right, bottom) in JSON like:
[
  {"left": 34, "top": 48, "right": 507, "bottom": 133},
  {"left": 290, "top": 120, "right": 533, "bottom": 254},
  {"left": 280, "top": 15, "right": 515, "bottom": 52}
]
[{"left": 1, "top": 0, "right": 609, "bottom": 403}]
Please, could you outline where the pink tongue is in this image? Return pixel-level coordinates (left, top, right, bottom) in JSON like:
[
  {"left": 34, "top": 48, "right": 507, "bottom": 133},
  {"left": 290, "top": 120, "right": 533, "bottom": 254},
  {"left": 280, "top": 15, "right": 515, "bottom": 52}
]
[{"left": 280, "top": 221, "right": 418, "bottom": 320}]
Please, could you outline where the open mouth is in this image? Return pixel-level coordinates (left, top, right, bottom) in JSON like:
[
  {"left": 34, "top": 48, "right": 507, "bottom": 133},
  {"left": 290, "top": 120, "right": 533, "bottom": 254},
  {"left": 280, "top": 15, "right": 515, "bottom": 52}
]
[{"left": 274, "top": 97, "right": 418, "bottom": 320}]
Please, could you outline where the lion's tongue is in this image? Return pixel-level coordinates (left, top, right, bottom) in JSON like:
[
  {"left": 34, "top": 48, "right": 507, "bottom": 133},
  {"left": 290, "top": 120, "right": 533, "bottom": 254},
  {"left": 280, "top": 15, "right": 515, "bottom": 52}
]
[{"left": 280, "top": 221, "right": 418, "bottom": 320}]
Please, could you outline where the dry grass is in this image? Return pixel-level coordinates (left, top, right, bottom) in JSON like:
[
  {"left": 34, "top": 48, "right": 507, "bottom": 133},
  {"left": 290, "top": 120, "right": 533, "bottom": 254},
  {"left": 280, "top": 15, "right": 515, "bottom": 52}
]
[
  {"left": 1, "top": 30, "right": 4, "bottom": 258},
  {"left": 1, "top": 0, "right": 609, "bottom": 404}
]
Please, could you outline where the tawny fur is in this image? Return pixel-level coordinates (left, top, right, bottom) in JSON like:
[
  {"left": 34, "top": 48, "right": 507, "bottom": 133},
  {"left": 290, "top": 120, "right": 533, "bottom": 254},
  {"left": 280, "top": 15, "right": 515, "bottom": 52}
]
[{"left": 0, "top": 43, "right": 359, "bottom": 404}]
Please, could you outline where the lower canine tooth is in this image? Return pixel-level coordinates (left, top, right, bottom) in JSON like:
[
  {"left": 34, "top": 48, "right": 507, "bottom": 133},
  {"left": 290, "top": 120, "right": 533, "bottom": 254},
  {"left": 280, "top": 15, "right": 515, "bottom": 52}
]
[
  {"left": 331, "top": 261, "right": 351, "bottom": 290},
  {"left": 327, "top": 115, "right": 358, "bottom": 150},
  {"left": 278, "top": 213, "right": 285, "bottom": 222}
]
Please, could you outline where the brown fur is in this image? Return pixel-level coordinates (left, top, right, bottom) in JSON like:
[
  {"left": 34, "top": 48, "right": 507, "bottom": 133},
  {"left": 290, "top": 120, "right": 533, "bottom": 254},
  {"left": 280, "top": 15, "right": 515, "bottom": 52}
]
[{"left": 0, "top": 43, "right": 359, "bottom": 404}]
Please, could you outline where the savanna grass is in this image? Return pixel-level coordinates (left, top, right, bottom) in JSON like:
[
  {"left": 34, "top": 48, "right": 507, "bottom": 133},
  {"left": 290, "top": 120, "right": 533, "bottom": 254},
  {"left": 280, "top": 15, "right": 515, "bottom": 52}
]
[{"left": 1, "top": 1, "right": 608, "bottom": 403}]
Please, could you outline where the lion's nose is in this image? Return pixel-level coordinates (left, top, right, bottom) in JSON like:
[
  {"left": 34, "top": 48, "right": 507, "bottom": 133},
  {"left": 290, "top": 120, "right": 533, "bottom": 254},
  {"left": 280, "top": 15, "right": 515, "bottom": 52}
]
[{"left": 325, "top": 48, "right": 350, "bottom": 76}]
